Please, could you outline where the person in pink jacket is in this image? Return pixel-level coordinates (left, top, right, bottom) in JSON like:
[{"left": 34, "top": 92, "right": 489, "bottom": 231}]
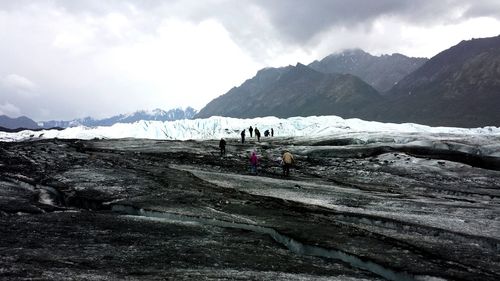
[{"left": 250, "top": 151, "right": 259, "bottom": 175}]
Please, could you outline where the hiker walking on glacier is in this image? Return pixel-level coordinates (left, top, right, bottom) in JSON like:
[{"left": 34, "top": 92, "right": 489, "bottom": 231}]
[
  {"left": 219, "top": 138, "right": 226, "bottom": 157},
  {"left": 250, "top": 151, "right": 259, "bottom": 175},
  {"left": 241, "top": 129, "right": 246, "bottom": 144},
  {"left": 255, "top": 128, "right": 261, "bottom": 142},
  {"left": 249, "top": 126, "right": 253, "bottom": 138},
  {"left": 282, "top": 150, "right": 295, "bottom": 177}
]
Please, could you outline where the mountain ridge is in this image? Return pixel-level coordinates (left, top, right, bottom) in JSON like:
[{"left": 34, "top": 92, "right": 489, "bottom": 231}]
[
  {"left": 308, "top": 49, "right": 428, "bottom": 92},
  {"left": 198, "top": 36, "right": 500, "bottom": 127},
  {"left": 0, "top": 115, "right": 40, "bottom": 130},
  {"left": 196, "top": 63, "right": 381, "bottom": 119},
  {"left": 39, "top": 107, "right": 198, "bottom": 128},
  {"left": 365, "top": 35, "right": 500, "bottom": 127}
]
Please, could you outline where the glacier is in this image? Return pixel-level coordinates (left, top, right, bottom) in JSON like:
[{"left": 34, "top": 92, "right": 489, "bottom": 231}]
[
  {"left": 2, "top": 115, "right": 500, "bottom": 142},
  {"left": 3, "top": 115, "right": 500, "bottom": 160},
  {"left": 2, "top": 115, "right": 500, "bottom": 280}
]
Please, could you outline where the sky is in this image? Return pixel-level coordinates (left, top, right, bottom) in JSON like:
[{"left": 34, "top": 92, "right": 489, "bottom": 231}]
[{"left": 0, "top": 0, "right": 499, "bottom": 121}]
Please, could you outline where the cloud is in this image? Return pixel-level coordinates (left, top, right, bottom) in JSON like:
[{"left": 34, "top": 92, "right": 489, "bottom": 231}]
[
  {"left": 0, "top": 0, "right": 499, "bottom": 120},
  {"left": 0, "top": 3, "right": 262, "bottom": 120},
  {"left": 249, "top": 0, "right": 500, "bottom": 45},
  {"left": 462, "top": 0, "right": 500, "bottom": 18},
  {"left": 0, "top": 102, "right": 21, "bottom": 117},
  {"left": 2, "top": 74, "right": 38, "bottom": 96}
]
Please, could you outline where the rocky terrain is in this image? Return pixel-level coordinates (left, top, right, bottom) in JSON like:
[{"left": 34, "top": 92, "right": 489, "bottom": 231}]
[
  {"left": 196, "top": 35, "right": 500, "bottom": 127},
  {"left": 371, "top": 35, "right": 500, "bottom": 127},
  {"left": 1, "top": 134, "right": 500, "bottom": 280},
  {"left": 309, "top": 49, "right": 427, "bottom": 92},
  {"left": 196, "top": 63, "right": 380, "bottom": 119}
]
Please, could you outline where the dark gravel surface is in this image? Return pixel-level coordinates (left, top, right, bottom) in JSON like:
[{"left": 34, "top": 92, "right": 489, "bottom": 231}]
[{"left": 1, "top": 137, "right": 499, "bottom": 280}]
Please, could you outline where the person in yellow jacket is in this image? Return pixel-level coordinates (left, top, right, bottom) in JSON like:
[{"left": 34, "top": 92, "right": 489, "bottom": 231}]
[{"left": 282, "top": 150, "right": 295, "bottom": 177}]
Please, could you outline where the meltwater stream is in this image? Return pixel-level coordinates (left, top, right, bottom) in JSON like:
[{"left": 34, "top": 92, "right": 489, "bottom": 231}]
[{"left": 112, "top": 204, "right": 421, "bottom": 281}]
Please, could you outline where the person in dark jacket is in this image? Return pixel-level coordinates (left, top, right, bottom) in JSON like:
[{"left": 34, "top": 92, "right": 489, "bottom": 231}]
[
  {"left": 264, "top": 129, "right": 270, "bottom": 137},
  {"left": 219, "top": 138, "right": 226, "bottom": 157},
  {"left": 271, "top": 128, "right": 274, "bottom": 137},
  {"left": 255, "top": 128, "right": 261, "bottom": 142},
  {"left": 249, "top": 126, "right": 253, "bottom": 138},
  {"left": 241, "top": 129, "right": 246, "bottom": 144}
]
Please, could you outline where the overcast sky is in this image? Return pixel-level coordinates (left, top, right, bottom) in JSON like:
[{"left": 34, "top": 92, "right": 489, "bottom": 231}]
[{"left": 1, "top": 0, "right": 499, "bottom": 121}]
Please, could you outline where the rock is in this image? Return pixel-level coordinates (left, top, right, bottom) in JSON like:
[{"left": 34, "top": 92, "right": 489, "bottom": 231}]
[{"left": 0, "top": 138, "right": 498, "bottom": 280}]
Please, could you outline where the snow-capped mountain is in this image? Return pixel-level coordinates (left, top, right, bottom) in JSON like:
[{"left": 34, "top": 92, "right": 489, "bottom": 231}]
[{"left": 39, "top": 107, "right": 198, "bottom": 128}]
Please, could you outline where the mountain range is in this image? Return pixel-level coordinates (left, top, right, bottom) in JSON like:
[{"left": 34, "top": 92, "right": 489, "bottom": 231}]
[
  {"left": 366, "top": 35, "right": 500, "bottom": 127},
  {"left": 3, "top": 35, "right": 499, "bottom": 130},
  {"left": 0, "top": 115, "right": 40, "bottom": 130},
  {"left": 0, "top": 108, "right": 197, "bottom": 130},
  {"left": 39, "top": 107, "right": 198, "bottom": 128},
  {"left": 196, "top": 50, "right": 426, "bottom": 119},
  {"left": 197, "top": 35, "right": 500, "bottom": 127},
  {"left": 196, "top": 63, "right": 380, "bottom": 119},
  {"left": 308, "top": 49, "right": 427, "bottom": 92}
]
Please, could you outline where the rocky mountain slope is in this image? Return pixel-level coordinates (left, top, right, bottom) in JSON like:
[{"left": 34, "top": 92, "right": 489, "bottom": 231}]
[
  {"left": 309, "top": 49, "right": 427, "bottom": 92},
  {"left": 198, "top": 35, "right": 500, "bottom": 127},
  {"left": 196, "top": 63, "right": 381, "bottom": 119},
  {"left": 39, "top": 107, "right": 197, "bottom": 128},
  {"left": 0, "top": 115, "right": 39, "bottom": 130},
  {"left": 366, "top": 35, "right": 500, "bottom": 127}
]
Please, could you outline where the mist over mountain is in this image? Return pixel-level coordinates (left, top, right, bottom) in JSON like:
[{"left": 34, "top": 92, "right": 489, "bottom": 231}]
[
  {"left": 196, "top": 63, "right": 381, "bottom": 119},
  {"left": 0, "top": 115, "right": 39, "bottom": 130},
  {"left": 364, "top": 35, "right": 500, "bottom": 127},
  {"left": 309, "top": 49, "right": 427, "bottom": 92},
  {"left": 39, "top": 107, "right": 198, "bottom": 128}
]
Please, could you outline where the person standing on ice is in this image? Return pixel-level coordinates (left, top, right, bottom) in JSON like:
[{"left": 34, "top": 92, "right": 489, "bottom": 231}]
[
  {"left": 241, "top": 129, "right": 246, "bottom": 144},
  {"left": 249, "top": 126, "right": 253, "bottom": 138},
  {"left": 219, "top": 138, "right": 226, "bottom": 157},
  {"left": 255, "top": 128, "right": 261, "bottom": 142},
  {"left": 271, "top": 128, "right": 274, "bottom": 137},
  {"left": 250, "top": 151, "right": 259, "bottom": 175},
  {"left": 282, "top": 150, "right": 295, "bottom": 177}
]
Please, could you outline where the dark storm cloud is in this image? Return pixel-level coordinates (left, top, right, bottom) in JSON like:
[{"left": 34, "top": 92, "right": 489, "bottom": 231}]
[
  {"left": 252, "top": 0, "right": 406, "bottom": 42},
  {"left": 3, "top": 0, "right": 498, "bottom": 46},
  {"left": 250, "top": 0, "right": 500, "bottom": 44},
  {"left": 463, "top": 0, "right": 500, "bottom": 18}
]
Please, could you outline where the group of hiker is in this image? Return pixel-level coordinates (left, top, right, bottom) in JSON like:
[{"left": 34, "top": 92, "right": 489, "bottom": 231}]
[
  {"left": 241, "top": 126, "right": 274, "bottom": 143},
  {"left": 248, "top": 149, "right": 294, "bottom": 177},
  {"left": 218, "top": 125, "right": 295, "bottom": 177}
]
